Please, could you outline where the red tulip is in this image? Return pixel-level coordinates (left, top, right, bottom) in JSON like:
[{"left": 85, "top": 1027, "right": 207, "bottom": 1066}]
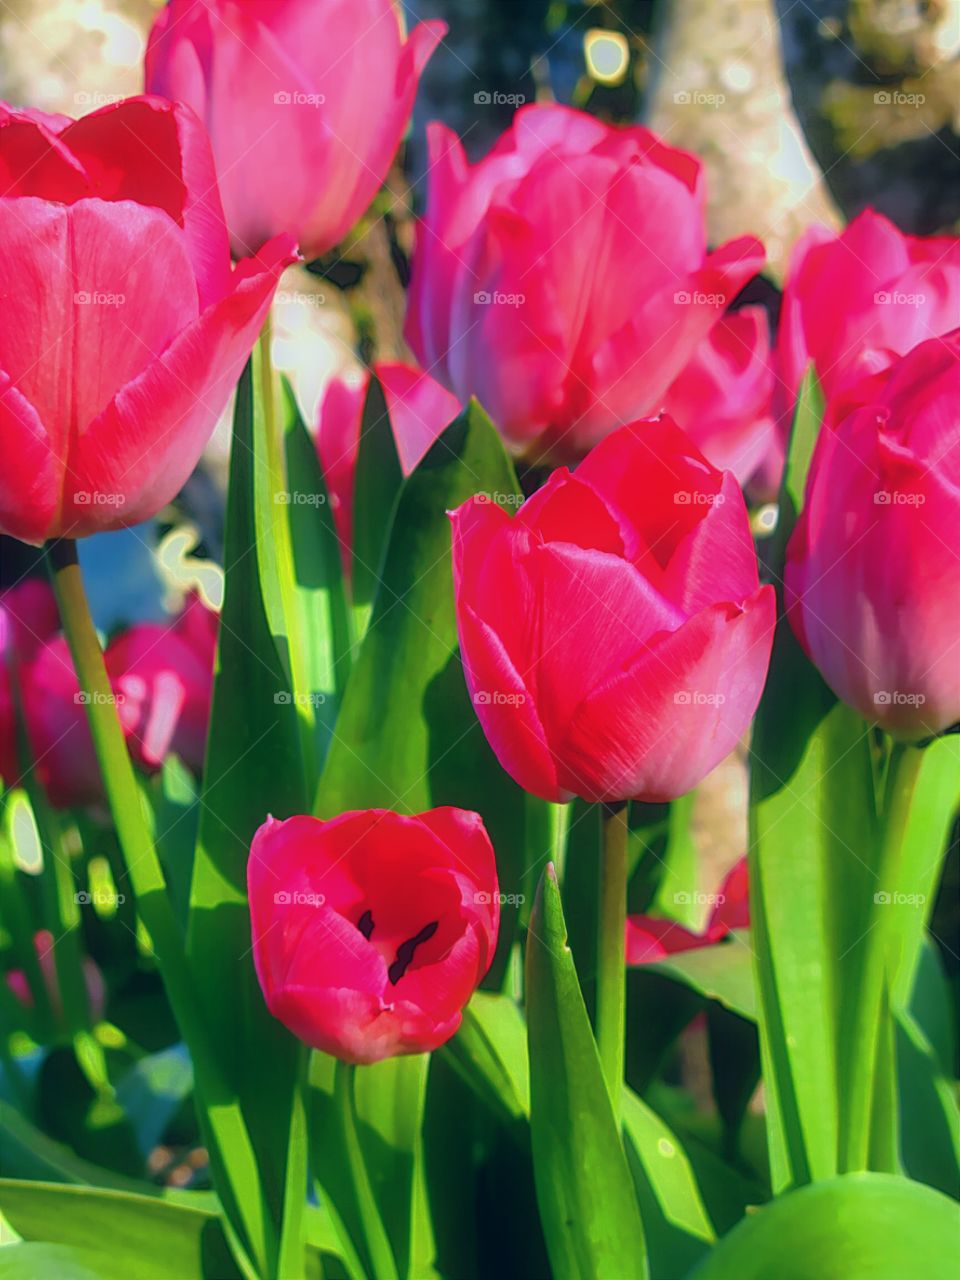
[
  {"left": 626, "top": 857, "right": 749, "bottom": 964},
  {"left": 785, "top": 333, "right": 960, "bottom": 740},
  {"left": 145, "top": 0, "right": 445, "bottom": 260},
  {"left": 661, "top": 307, "right": 775, "bottom": 485},
  {"left": 105, "top": 594, "right": 218, "bottom": 774},
  {"left": 316, "top": 362, "right": 460, "bottom": 562},
  {"left": 0, "top": 96, "right": 293, "bottom": 546},
  {"left": 450, "top": 418, "right": 776, "bottom": 804},
  {"left": 248, "top": 808, "right": 499, "bottom": 1063},
  {"left": 779, "top": 211, "right": 960, "bottom": 411},
  {"left": 406, "top": 104, "right": 764, "bottom": 461}
]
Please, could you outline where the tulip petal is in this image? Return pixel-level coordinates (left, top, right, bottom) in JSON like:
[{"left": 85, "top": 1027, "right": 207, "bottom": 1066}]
[
  {"left": 457, "top": 604, "right": 563, "bottom": 803},
  {"left": 60, "top": 98, "right": 231, "bottom": 308},
  {"left": 0, "top": 372, "right": 59, "bottom": 544},
  {"left": 65, "top": 234, "right": 293, "bottom": 535},
  {"left": 375, "top": 360, "right": 461, "bottom": 474},
  {"left": 557, "top": 587, "right": 775, "bottom": 802}
]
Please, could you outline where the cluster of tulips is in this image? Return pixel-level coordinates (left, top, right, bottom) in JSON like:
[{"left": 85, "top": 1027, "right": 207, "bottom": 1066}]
[{"left": 0, "top": 2, "right": 957, "bottom": 1279}]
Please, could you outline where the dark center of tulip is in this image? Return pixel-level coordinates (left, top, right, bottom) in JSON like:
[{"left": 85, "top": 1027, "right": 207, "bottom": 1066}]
[
  {"left": 355, "top": 910, "right": 440, "bottom": 984},
  {"left": 388, "top": 921, "right": 439, "bottom": 985}
]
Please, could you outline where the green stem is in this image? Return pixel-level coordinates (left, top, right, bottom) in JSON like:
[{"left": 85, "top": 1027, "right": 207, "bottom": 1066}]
[
  {"left": 277, "top": 1046, "right": 310, "bottom": 1280},
  {"left": 46, "top": 541, "right": 267, "bottom": 1277},
  {"left": 334, "top": 1060, "right": 399, "bottom": 1280},
  {"left": 255, "top": 317, "right": 317, "bottom": 792},
  {"left": 838, "top": 741, "right": 925, "bottom": 1172},
  {"left": 596, "top": 800, "right": 629, "bottom": 1123}
]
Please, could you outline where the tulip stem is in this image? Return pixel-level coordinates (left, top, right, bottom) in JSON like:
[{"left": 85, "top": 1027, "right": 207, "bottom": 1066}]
[
  {"left": 334, "top": 1059, "right": 399, "bottom": 1280},
  {"left": 596, "top": 800, "right": 629, "bottom": 1124},
  {"left": 46, "top": 540, "right": 268, "bottom": 1277},
  {"left": 838, "top": 740, "right": 924, "bottom": 1172}
]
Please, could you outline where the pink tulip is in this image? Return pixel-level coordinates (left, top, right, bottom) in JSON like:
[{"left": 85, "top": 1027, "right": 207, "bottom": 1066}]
[
  {"left": 105, "top": 594, "right": 218, "bottom": 774},
  {"left": 0, "top": 96, "right": 293, "bottom": 546},
  {"left": 785, "top": 333, "right": 960, "bottom": 740},
  {"left": 7, "top": 929, "right": 107, "bottom": 1030},
  {"left": 316, "top": 362, "right": 460, "bottom": 561},
  {"left": 450, "top": 418, "right": 776, "bottom": 803},
  {"left": 406, "top": 103, "right": 765, "bottom": 461},
  {"left": 0, "top": 580, "right": 61, "bottom": 788},
  {"left": 778, "top": 211, "right": 960, "bottom": 410},
  {"left": 248, "top": 808, "right": 499, "bottom": 1063},
  {"left": 5, "top": 596, "right": 219, "bottom": 807},
  {"left": 661, "top": 307, "right": 775, "bottom": 485},
  {"left": 145, "top": 0, "right": 445, "bottom": 259},
  {"left": 626, "top": 857, "right": 749, "bottom": 964}
]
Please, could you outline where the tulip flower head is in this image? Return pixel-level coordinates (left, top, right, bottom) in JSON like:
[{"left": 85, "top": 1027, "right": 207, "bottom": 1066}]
[
  {"left": 626, "top": 857, "right": 749, "bottom": 964},
  {"left": 146, "top": 0, "right": 446, "bottom": 259},
  {"left": 406, "top": 103, "right": 765, "bottom": 461},
  {"left": 451, "top": 418, "right": 776, "bottom": 804},
  {"left": 778, "top": 210, "right": 960, "bottom": 415},
  {"left": 0, "top": 96, "right": 293, "bottom": 545},
  {"left": 316, "top": 362, "right": 461, "bottom": 564},
  {"left": 248, "top": 808, "right": 499, "bottom": 1063},
  {"left": 785, "top": 333, "right": 960, "bottom": 740},
  {"left": 661, "top": 307, "right": 775, "bottom": 485}
]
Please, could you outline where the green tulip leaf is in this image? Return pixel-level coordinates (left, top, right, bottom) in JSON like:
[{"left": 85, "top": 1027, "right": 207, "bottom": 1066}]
[
  {"left": 526, "top": 864, "right": 648, "bottom": 1280},
  {"left": 0, "top": 1180, "right": 241, "bottom": 1279},
  {"left": 688, "top": 1172, "right": 960, "bottom": 1280}
]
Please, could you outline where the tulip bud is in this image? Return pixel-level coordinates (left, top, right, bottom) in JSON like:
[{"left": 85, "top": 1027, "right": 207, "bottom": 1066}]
[
  {"left": 785, "top": 334, "right": 960, "bottom": 740},
  {"left": 145, "top": 0, "right": 445, "bottom": 260},
  {"left": 450, "top": 418, "right": 776, "bottom": 804},
  {"left": 248, "top": 808, "right": 499, "bottom": 1063},
  {"left": 0, "top": 97, "right": 293, "bottom": 545},
  {"left": 406, "top": 104, "right": 765, "bottom": 461}
]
